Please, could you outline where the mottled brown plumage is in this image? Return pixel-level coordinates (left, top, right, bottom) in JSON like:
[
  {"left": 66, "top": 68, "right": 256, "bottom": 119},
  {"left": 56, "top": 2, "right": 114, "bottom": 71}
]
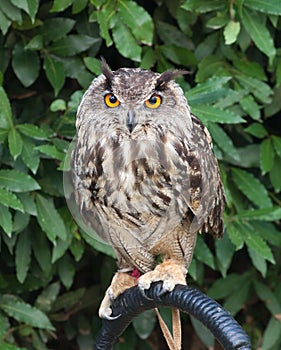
[{"left": 71, "top": 61, "right": 225, "bottom": 321}]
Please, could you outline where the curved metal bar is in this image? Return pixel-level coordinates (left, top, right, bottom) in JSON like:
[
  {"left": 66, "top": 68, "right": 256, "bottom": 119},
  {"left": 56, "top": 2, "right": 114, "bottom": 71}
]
[{"left": 94, "top": 282, "right": 251, "bottom": 350}]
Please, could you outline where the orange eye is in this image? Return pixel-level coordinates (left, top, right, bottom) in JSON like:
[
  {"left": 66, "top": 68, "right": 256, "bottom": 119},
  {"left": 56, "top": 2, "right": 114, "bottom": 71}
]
[
  {"left": 104, "top": 93, "right": 120, "bottom": 108},
  {"left": 145, "top": 94, "right": 162, "bottom": 109}
]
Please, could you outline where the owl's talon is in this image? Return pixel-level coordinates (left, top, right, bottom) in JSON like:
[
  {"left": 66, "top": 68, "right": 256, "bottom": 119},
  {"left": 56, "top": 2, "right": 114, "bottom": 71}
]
[
  {"left": 138, "top": 260, "right": 187, "bottom": 300},
  {"left": 108, "top": 287, "right": 115, "bottom": 302},
  {"left": 103, "top": 312, "right": 121, "bottom": 321},
  {"left": 139, "top": 286, "right": 154, "bottom": 300},
  {"left": 156, "top": 285, "right": 171, "bottom": 297},
  {"left": 98, "top": 271, "right": 138, "bottom": 319}
]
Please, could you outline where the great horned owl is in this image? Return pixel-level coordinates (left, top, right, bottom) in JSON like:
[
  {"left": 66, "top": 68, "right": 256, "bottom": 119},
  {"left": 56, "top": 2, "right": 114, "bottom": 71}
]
[{"left": 71, "top": 60, "right": 225, "bottom": 320}]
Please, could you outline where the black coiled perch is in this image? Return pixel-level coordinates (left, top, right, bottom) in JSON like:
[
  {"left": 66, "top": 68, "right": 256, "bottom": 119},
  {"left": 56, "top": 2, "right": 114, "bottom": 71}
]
[{"left": 94, "top": 282, "right": 251, "bottom": 349}]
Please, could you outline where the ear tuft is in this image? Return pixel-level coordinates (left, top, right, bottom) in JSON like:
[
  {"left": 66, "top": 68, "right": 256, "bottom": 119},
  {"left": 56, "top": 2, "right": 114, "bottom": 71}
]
[
  {"left": 101, "top": 57, "right": 114, "bottom": 86},
  {"left": 156, "top": 69, "right": 189, "bottom": 90}
]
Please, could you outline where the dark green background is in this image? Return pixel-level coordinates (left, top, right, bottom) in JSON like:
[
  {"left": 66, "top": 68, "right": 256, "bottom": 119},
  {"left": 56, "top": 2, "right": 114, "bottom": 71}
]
[{"left": 0, "top": 1, "right": 281, "bottom": 349}]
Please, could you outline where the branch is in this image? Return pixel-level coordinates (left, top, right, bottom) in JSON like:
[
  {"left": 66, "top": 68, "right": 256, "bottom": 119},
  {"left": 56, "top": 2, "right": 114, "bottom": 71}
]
[{"left": 94, "top": 282, "right": 251, "bottom": 350}]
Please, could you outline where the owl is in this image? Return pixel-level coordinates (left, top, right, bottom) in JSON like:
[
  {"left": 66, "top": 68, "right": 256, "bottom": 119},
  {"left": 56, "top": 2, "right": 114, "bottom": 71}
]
[{"left": 71, "top": 60, "right": 225, "bottom": 320}]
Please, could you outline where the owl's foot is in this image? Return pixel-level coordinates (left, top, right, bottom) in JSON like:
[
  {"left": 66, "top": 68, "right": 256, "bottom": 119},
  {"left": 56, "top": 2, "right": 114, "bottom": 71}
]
[
  {"left": 138, "top": 260, "right": 187, "bottom": 298},
  {"left": 99, "top": 270, "right": 138, "bottom": 320}
]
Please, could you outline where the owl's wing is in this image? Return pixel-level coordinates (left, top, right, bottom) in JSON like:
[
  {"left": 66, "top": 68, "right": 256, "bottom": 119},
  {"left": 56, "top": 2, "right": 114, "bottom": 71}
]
[{"left": 182, "top": 113, "right": 225, "bottom": 238}]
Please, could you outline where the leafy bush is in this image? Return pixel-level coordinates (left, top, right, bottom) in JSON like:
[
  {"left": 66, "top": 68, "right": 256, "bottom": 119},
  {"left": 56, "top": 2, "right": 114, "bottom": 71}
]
[{"left": 0, "top": 0, "right": 280, "bottom": 349}]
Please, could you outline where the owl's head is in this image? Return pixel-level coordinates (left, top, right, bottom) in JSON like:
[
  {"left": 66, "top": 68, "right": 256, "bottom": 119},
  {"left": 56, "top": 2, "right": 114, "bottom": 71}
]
[{"left": 76, "top": 59, "right": 191, "bottom": 134}]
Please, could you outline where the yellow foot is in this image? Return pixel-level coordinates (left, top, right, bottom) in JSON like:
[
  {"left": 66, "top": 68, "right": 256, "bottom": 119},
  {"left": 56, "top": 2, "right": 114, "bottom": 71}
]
[
  {"left": 138, "top": 260, "right": 187, "bottom": 296},
  {"left": 99, "top": 270, "right": 138, "bottom": 319}
]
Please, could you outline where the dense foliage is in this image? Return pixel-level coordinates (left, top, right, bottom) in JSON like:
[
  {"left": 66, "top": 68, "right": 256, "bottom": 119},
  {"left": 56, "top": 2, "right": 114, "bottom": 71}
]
[{"left": 0, "top": 0, "right": 281, "bottom": 349}]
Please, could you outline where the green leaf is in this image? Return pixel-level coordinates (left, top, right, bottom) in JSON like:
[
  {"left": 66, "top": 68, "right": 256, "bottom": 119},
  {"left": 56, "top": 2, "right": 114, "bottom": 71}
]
[
  {"left": 237, "top": 222, "right": 274, "bottom": 263},
  {"left": 181, "top": 0, "right": 225, "bottom": 13},
  {"left": 39, "top": 18, "right": 75, "bottom": 42},
  {"left": 187, "top": 76, "right": 231, "bottom": 96},
  {"left": 95, "top": 0, "right": 115, "bottom": 46},
  {"left": 133, "top": 310, "right": 156, "bottom": 340},
  {"left": 160, "top": 44, "right": 196, "bottom": 67},
  {"left": 236, "top": 75, "right": 272, "bottom": 104},
  {"left": 187, "top": 88, "right": 229, "bottom": 105},
  {"left": 238, "top": 206, "right": 281, "bottom": 221},
  {"left": 240, "top": 95, "right": 261, "bottom": 121},
  {"left": 8, "top": 127, "right": 23, "bottom": 159},
  {"left": 72, "top": 0, "right": 88, "bottom": 14},
  {"left": 233, "top": 59, "right": 267, "bottom": 81},
  {"left": 140, "top": 47, "right": 156, "bottom": 69},
  {"left": 241, "top": 7, "right": 276, "bottom": 61},
  {"left": 0, "top": 344, "right": 28, "bottom": 350},
  {"left": 245, "top": 123, "right": 267, "bottom": 138},
  {"left": 51, "top": 288, "right": 85, "bottom": 313},
  {"left": 16, "top": 230, "right": 32, "bottom": 283},
  {"left": 112, "top": 17, "right": 141, "bottom": 62},
  {"left": 277, "top": 59, "right": 281, "bottom": 86},
  {"left": 251, "top": 221, "right": 281, "bottom": 247},
  {"left": 226, "top": 224, "right": 244, "bottom": 250},
  {"left": 52, "top": 235, "right": 72, "bottom": 263},
  {"left": 50, "top": 99, "right": 67, "bottom": 112},
  {"left": 0, "top": 203, "right": 12, "bottom": 235},
  {"left": 215, "top": 234, "right": 235, "bottom": 277},
  {"left": 206, "top": 15, "right": 228, "bottom": 29},
  {"left": 84, "top": 57, "right": 102, "bottom": 75},
  {"left": 49, "top": 35, "right": 99, "bottom": 57},
  {"left": 194, "top": 235, "right": 215, "bottom": 269},
  {"left": 262, "top": 317, "right": 281, "bottom": 350},
  {"left": 10, "top": 0, "right": 28, "bottom": 12},
  {"left": 0, "top": 295, "right": 54, "bottom": 330},
  {"left": 26, "top": 0, "right": 39, "bottom": 22},
  {"left": 0, "top": 86, "right": 13, "bottom": 130},
  {"left": 190, "top": 105, "right": 245, "bottom": 125},
  {"left": 17, "top": 123, "right": 49, "bottom": 140},
  {"left": 13, "top": 212, "right": 30, "bottom": 233},
  {"left": 208, "top": 123, "right": 240, "bottom": 162},
  {"left": 0, "top": 188, "right": 24, "bottom": 211},
  {"left": 12, "top": 42, "right": 40, "bottom": 87},
  {"left": 80, "top": 229, "right": 115, "bottom": 258},
  {"left": 0, "top": 128, "right": 8, "bottom": 142},
  {"left": 244, "top": 0, "right": 281, "bottom": 15},
  {"left": 0, "top": 10, "right": 11, "bottom": 35},
  {"left": 272, "top": 136, "right": 281, "bottom": 157},
  {"left": 32, "top": 232, "right": 52, "bottom": 274},
  {"left": 36, "top": 144, "right": 65, "bottom": 160},
  {"left": 21, "top": 137, "right": 40, "bottom": 174},
  {"left": 57, "top": 253, "right": 75, "bottom": 289},
  {"left": 156, "top": 21, "right": 193, "bottom": 50},
  {"left": 254, "top": 281, "right": 281, "bottom": 315},
  {"left": 223, "top": 21, "right": 240, "bottom": 45},
  {"left": 70, "top": 238, "right": 84, "bottom": 262},
  {"left": 0, "top": 0, "right": 22, "bottom": 22},
  {"left": 118, "top": 0, "right": 153, "bottom": 45},
  {"left": 223, "top": 279, "right": 250, "bottom": 316},
  {"left": 35, "top": 282, "right": 60, "bottom": 313},
  {"left": 11, "top": 0, "right": 39, "bottom": 23},
  {"left": 260, "top": 138, "right": 274, "bottom": 174},
  {"left": 248, "top": 247, "right": 267, "bottom": 277},
  {"left": 17, "top": 193, "right": 37, "bottom": 216},
  {"left": 25, "top": 34, "right": 43, "bottom": 50},
  {"left": 36, "top": 194, "right": 67, "bottom": 243},
  {"left": 43, "top": 55, "right": 65, "bottom": 96},
  {"left": 0, "top": 311, "right": 9, "bottom": 340},
  {"left": 208, "top": 273, "right": 248, "bottom": 299},
  {"left": 270, "top": 156, "right": 281, "bottom": 192},
  {"left": 0, "top": 170, "right": 40, "bottom": 192},
  {"left": 232, "top": 168, "right": 272, "bottom": 208},
  {"left": 190, "top": 316, "right": 214, "bottom": 348},
  {"left": 50, "top": 0, "right": 73, "bottom": 12}
]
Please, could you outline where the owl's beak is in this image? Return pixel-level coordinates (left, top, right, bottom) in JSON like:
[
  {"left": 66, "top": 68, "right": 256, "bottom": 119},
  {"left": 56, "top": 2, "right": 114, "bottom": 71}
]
[{"left": 127, "top": 110, "right": 135, "bottom": 133}]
